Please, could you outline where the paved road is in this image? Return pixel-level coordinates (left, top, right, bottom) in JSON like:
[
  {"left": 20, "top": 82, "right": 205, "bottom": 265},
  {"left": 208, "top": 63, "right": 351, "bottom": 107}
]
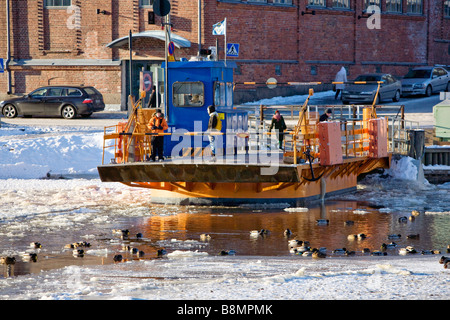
[
  {"left": 0, "top": 93, "right": 445, "bottom": 129},
  {"left": 0, "top": 110, "right": 127, "bottom": 128},
  {"left": 312, "top": 92, "right": 443, "bottom": 113}
]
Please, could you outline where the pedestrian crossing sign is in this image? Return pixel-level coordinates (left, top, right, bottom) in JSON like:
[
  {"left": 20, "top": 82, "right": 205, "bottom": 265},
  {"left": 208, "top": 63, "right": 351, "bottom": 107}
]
[
  {"left": 0, "top": 59, "right": 4, "bottom": 73},
  {"left": 226, "top": 43, "right": 239, "bottom": 57}
]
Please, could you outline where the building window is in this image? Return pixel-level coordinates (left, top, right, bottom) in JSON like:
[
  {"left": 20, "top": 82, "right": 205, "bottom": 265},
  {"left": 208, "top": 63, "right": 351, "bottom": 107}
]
[
  {"left": 44, "top": 0, "right": 71, "bottom": 7},
  {"left": 273, "top": 0, "right": 293, "bottom": 4},
  {"left": 308, "top": 0, "right": 326, "bottom": 7},
  {"left": 248, "top": 0, "right": 267, "bottom": 3},
  {"left": 173, "top": 82, "right": 204, "bottom": 107},
  {"left": 386, "top": 0, "right": 402, "bottom": 13},
  {"left": 364, "top": 0, "right": 380, "bottom": 11},
  {"left": 140, "top": 0, "right": 154, "bottom": 6},
  {"left": 445, "top": 0, "right": 450, "bottom": 18},
  {"left": 407, "top": 0, "right": 423, "bottom": 14},
  {"left": 333, "top": 0, "right": 350, "bottom": 9}
]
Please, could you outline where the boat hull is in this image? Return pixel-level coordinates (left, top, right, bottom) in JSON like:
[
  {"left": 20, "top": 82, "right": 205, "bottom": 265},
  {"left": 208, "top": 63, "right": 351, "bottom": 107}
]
[{"left": 98, "top": 156, "right": 390, "bottom": 206}]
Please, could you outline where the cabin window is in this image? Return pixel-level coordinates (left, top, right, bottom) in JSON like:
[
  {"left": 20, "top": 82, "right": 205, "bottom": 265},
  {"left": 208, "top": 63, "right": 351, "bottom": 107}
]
[
  {"left": 172, "top": 81, "right": 204, "bottom": 107},
  {"left": 214, "top": 82, "right": 226, "bottom": 107}
]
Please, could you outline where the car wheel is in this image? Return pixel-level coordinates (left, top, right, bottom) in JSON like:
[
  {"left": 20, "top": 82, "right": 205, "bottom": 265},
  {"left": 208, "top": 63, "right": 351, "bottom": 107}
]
[
  {"left": 2, "top": 104, "right": 18, "bottom": 118},
  {"left": 61, "top": 105, "right": 76, "bottom": 119},
  {"left": 425, "top": 85, "right": 432, "bottom": 97},
  {"left": 446, "top": 82, "right": 450, "bottom": 92},
  {"left": 392, "top": 90, "right": 401, "bottom": 102}
]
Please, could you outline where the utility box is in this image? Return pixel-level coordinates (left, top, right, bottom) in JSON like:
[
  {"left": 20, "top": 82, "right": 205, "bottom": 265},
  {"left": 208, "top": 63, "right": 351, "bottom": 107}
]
[
  {"left": 368, "top": 117, "right": 388, "bottom": 158},
  {"left": 434, "top": 100, "right": 450, "bottom": 141},
  {"left": 318, "top": 121, "right": 343, "bottom": 165}
]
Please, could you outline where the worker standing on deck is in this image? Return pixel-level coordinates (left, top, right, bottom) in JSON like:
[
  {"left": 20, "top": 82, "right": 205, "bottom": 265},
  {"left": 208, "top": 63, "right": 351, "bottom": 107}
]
[
  {"left": 148, "top": 109, "right": 168, "bottom": 161},
  {"left": 269, "top": 110, "right": 287, "bottom": 150},
  {"left": 207, "top": 105, "right": 222, "bottom": 159},
  {"left": 319, "top": 108, "right": 333, "bottom": 122}
]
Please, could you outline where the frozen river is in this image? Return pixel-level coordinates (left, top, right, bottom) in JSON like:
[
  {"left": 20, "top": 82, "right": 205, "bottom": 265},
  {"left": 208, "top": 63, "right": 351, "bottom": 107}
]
[{"left": 0, "top": 110, "right": 449, "bottom": 301}]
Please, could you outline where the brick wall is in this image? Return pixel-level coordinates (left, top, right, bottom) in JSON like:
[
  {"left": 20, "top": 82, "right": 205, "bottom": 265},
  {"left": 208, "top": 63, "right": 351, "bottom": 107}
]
[{"left": 0, "top": 0, "right": 449, "bottom": 104}]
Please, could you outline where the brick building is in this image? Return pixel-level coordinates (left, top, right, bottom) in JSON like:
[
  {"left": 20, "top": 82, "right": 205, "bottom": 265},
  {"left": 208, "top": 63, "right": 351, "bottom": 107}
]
[{"left": 0, "top": 0, "right": 449, "bottom": 107}]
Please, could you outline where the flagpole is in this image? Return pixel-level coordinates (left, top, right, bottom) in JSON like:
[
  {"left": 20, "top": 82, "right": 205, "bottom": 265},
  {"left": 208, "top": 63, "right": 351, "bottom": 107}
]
[{"left": 224, "top": 18, "right": 227, "bottom": 65}]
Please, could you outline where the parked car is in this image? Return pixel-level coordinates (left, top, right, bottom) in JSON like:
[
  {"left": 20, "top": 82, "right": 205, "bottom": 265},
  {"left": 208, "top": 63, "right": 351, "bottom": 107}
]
[
  {"left": 1, "top": 85, "right": 105, "bottom": 119},
  {"left": 341, "top": 73, "right": 402, "bottom": 104},
  {"left": 401, "top": 66, "right": 450, "bottom": 97}
]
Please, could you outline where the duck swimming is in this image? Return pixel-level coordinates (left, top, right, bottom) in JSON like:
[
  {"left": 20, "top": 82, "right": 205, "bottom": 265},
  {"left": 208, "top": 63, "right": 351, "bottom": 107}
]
[
  {"left": 399, "top": 246, "right": 417, "bottom": 255},
  {"left": 0, "top": 256, "right": 16, "bottom": 265},
  {"left": 388, "top": 234, "right": 401, "bottom": 239},
  {"left": 371, "top": 251, "right": 387, "bottom": 256},
  {"left": 381, "top": 242, "right": 397, "bottom": 251},
  {"left": 439, "top": 256, "right": 449, "bottom": 264},
  {"left": 332, "top": 248, "right": 347, "bottom": 255},
  {"left": 30, "top": 242, "right": 42, "bottom": 249},
  {"left": 200, "top": 234, "right": 212, "bottom": 241},
  {"left": 316, "top": 219, "right": 329, "bottom": 225},
  {"left": 113, "top": 254, "right": 123, "bottom": 262},
  {"left": 398, "top": 216, "right": 408, "bottom": 223},
  {"left": 312, "top": 248, "right": 326, "bottom": 259}
]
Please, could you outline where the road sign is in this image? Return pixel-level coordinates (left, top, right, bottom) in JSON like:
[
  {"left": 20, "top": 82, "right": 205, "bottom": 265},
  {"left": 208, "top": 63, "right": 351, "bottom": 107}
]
[
  {"left": 153, "top": 0, "right": 171, "bottom": 17},
  {"left": 226, "top": 43, "right": 239, "bottom": 57},
  {"left": 0, "top": 59, "right": 4, "bottom": 73},
  {"left": 168, "top": 41, "right": 175, "bottom": 56},
  {"left": 140, "top": 71, "right": 153, "bottom": 92}
]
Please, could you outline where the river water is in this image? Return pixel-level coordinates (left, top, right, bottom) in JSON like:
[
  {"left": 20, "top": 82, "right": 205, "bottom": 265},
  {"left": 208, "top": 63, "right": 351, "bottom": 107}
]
[{"left": 1, "top": 160, "right": 449, "bottom": 280}]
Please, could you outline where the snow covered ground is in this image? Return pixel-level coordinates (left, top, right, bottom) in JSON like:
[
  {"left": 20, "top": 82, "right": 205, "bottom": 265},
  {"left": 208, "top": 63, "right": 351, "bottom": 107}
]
[{"left": 0, "top": 93, "right": 449, "bottom": 302}]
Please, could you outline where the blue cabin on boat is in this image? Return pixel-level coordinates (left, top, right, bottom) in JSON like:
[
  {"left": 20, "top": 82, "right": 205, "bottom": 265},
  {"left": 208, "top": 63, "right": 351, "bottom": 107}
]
[{"left": 161, "top": 60, "right": 248, "bottom": 157}]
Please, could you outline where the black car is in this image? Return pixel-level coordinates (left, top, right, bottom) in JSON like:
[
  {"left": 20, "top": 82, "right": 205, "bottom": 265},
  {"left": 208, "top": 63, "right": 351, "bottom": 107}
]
[{"left": 1, "top": 85, "right": 105, "bottom": 119}]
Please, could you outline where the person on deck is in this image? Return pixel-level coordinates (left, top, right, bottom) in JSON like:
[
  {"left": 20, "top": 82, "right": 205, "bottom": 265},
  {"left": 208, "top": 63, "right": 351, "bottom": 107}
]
[
  {"left": 319, "top": 108, "right": 333, "bottom": 122},
  {"left": 147, "top": 109, "right": 168, "bottom": 161},
  {"left": 269, "top": 110, "right": 287, "bottom": 150},
  {"left": 207, "top": 105, "right": 222, "bottom": 158}
]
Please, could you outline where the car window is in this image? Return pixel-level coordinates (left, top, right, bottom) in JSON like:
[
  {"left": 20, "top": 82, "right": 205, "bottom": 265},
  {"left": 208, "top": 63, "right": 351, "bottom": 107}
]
[
  {"left": 47, "top": 88, "right": 63, "bottom": 97},
  {"left": 29, "top": 88, "right": 47, "bottom": 98},
  {"left": 432, "top": 69, "right": 440, "bottom": 78},
  {"left": 355, "top": 75, "right": 381, "bottom": 82},
  {"left": 404, "top": 69, "right": 431, "bottom": 79},
  {"left": 66, "top": 88, "right": 82, "bottom": 97},
  {"left": 84, "top": 87, "right": 99, "bottom": 96},
  {"left": 438, "top": 68, "right": 447, "bottom": 76},
  {"left": 387, "top": 75, "right": 396, "bottom": 84}
]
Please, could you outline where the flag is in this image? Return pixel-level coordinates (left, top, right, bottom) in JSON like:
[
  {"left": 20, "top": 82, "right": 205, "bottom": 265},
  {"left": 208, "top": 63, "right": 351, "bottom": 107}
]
[{"left": 212, "top": 18, "right": 226, "bottom": 36}]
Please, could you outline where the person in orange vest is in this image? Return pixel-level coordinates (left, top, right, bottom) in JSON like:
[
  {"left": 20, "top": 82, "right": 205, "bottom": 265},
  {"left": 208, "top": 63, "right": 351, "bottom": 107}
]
[{"left": 147, "top": 109, "right": 168, "bottom": 161}]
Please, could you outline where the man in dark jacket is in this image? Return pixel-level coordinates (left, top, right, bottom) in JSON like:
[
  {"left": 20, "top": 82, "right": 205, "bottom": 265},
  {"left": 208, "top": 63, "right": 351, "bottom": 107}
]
[
  {"left": 319, "top": 108, "right": 332, "bottom": 122},
  {"left": 269, "top": 110, "right": 287, "bottom": 150}
]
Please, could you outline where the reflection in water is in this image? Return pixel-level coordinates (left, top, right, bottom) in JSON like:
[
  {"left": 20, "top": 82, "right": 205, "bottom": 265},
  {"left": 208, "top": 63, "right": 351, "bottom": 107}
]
[
  {"left": 139, "top": 201, "right": 449, "bottom": 258},
  {"left": 1, "top": 176, "right": 449, "bottom": 278}
]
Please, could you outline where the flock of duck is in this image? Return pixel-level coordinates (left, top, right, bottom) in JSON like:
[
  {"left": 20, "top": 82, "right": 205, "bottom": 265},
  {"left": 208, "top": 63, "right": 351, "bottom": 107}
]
[
  {"left": 246, "top": 210, "right": 450, "bottom": 270},
  {"left": 1, "top": 209, "right": 449, "bottom": 270}
]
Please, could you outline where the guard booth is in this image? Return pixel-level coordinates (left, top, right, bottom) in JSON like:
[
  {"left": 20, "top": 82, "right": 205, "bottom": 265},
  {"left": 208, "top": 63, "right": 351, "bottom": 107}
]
[{"left": 162, "top": 60, "right": 248, "bottom": 157}]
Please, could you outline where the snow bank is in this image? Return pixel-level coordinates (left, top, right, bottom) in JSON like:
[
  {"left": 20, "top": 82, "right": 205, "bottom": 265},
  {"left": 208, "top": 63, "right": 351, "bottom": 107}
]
[{"left": 0, "top": 125, "right": 113, "bottom": 179}]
